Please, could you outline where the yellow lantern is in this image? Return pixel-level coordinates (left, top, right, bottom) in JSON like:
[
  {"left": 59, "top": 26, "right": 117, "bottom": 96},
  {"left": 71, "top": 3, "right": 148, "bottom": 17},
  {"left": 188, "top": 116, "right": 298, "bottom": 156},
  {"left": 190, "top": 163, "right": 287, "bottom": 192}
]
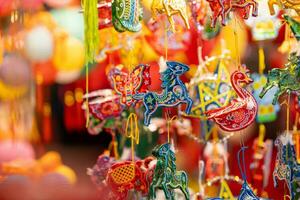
[
  {"left": 53, "top": 33, "right": 84, "bottom": 72},
  {"left": 55, "top": 165, "right": 77, "bottom": 185}
]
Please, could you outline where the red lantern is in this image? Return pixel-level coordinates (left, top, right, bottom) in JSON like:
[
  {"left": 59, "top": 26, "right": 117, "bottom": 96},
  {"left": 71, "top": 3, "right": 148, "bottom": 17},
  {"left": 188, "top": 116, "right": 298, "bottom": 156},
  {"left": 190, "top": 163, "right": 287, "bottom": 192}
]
[{"left": 33, "top": 61, "right": 57, "bottom": 85}]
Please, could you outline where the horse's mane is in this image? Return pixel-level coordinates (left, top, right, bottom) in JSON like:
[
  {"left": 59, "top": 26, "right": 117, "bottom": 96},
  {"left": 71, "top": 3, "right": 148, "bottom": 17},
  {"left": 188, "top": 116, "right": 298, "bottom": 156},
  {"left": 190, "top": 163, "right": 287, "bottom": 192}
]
[
  {"left": 160, "top": 68, "right": 175, "bottom": 89},
  {"left": 167, "top": 149, "right": 176, "bottom": 171}
]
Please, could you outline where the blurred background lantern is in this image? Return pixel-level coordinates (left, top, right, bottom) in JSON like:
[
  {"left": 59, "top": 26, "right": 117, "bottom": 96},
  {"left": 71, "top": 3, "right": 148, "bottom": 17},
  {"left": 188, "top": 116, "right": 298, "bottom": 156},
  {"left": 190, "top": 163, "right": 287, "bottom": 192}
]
[
  {"left": 0, "top": 140, "right": 35, "bottom": 163},
  {"left": 50, "top": 8, "right": 84, "bottom": 41},
  {"left": 33, "top": 61, "right": 57, "bottom": 85},
  {"left": 44, "top": 0, "right": 73, "bottom": 8},
  {"left": 24, "top": 26, "right": 54, "bottom": 62},
  {"left": 0, "top": 0, "right": 14, "bottom": 17},
  {"left": 0, "top": 53, "right": 31, "bottom": 87},
  {"left": 53, "top": 34, "right": 84, "bottom": 83},
  {"left": 21, "top": 0, "right": 44, "bottom": 11}
]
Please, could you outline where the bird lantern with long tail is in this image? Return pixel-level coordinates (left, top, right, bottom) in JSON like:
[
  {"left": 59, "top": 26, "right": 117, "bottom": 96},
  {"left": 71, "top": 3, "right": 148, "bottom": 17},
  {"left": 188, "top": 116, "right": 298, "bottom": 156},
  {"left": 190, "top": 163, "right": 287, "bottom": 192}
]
[{"left": 206, "top": 65, "right": 258, "bottom": 132}]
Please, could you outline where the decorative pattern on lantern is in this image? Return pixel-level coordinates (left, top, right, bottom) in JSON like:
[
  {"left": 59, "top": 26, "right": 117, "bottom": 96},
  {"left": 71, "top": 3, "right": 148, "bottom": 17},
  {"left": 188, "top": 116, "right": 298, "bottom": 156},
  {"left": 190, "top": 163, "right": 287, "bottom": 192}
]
[
  {"left": 88, "top": 96, "right": 123, "bottom": 121},
  {"left": 112, "top": 0, "right": 143, "bottom": 32},
  {"left": 188, "top": 61, "right": 234, "bottom": 119},
  {"left": 151, "top": 0, "right": 190, "bottom": 31},
  {"left": 133, "top": 61, "right": 193, "bottom": 126},
  {"left": 88, "top": 153, "right": 155, "bottom": 200},
  {"left": 273, "top": 134, "right": 300, "bottom": 200},
  {"left": 206, "top": 65, "right": 258, "bottom": 132},
  {"left": 110, "top": 64, "right": 151, "bottom": 107},
  {"left": 268, "top": 0, "right": 300, "bottom": 16},
  {"left": 146, "top": 15, "right": 192, "bottom": 56},
  {"left": 206, "top": 0, "right": 258, "bottom": 27},
  {"left": 251, "top": 73, "right": 280, "bottom": 123},
  {"left": 149, "top": 143, "right": 190, "bottom": 200},
  {"left": 97, "top": 0, "right": 113, "bottom": 29},
  {"left": 259, "top": 52, "right": 300, "bottom": 105}
]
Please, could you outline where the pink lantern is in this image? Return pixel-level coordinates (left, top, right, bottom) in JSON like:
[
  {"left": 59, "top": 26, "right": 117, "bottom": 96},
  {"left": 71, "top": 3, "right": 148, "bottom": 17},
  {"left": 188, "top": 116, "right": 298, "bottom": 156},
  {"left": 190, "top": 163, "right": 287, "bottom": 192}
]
[
  {"left": 0, "top": 0, "right": 14, "bottom": 16},
  {"left": 0, "top": 54, "right": 31, "bottom": 87},
  {"left": 21, "top": 0, "right": 44, "bottom": 10},
  {"left": 43, "top": 0, "right": 72, "bottom": 8},
  {"left": 0, "top": 140, "right": 35, "bottom": 164}
]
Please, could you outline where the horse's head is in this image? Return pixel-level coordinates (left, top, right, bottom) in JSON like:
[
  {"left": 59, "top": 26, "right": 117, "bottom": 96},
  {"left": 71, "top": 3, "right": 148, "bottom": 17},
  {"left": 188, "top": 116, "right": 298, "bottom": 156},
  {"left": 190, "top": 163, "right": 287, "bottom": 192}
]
[
  {"left": 152, "top": 143, "right": 171, "bottom": 158},
  {"left": 274, "top": 136, "right": 282, "bottom": 150},
  {"left": 166, "top": 61, "right": 190, "bottom": 76},
  {"left": 97, "top": 154, "right": 114, "bottom": 166},
  {"left": 259, "top": 69, "right": 280, "bottom": 99}
]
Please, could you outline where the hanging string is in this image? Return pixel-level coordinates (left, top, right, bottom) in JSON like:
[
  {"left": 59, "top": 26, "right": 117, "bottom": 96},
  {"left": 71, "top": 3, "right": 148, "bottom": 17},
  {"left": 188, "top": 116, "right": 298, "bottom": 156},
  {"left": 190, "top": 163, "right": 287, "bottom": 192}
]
[
  {"left": 165, "top": 18, "right": 168, "bottom": 61},
  {"left": 258, "top": 45, "right": 266, "bottom": 74},
  {"left": 294, "top": 112, "right": 300, "bottom": 162},
  {"left": 234, "top": 15, "right": 241, "bottom": 70},
  {"left": 83, "top": 0, "right": 99, "bottom": 64},
  {"left": 85, "top": 65, "right": 90, "bottom": 127},
  {"left": 108, "top": 130, "right": 119, "bottom": 159},
  {"left": 258, "top": 124, "right": 266, "bottom": 147},
  {"left": 166, "top": 111, "right": 177, "bottom": 143},
  {"left": 237, "top": 146, "right": 248, "bottom": 181},
  {"left": 125, "top": 113, "right": 139, "bottom": 162},
  {"left": 83, "top": 0, "right": 99, "bottom": 127},
  {"left": 287, "top": 92, "right": 291, "bottom": 133}
]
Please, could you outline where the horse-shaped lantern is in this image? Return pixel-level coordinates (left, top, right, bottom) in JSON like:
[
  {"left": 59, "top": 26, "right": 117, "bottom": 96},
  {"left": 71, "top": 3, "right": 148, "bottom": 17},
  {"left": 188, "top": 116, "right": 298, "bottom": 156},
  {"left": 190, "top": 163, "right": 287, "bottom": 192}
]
[
  {"left": 149, "top": 143, "right": 190, "bottom": 200},
  {"left": 259, "top": 52, "right": 300, "bottom": 104},
  {"left": 134, "top": 61, "right": 193, "bottom": 126}
]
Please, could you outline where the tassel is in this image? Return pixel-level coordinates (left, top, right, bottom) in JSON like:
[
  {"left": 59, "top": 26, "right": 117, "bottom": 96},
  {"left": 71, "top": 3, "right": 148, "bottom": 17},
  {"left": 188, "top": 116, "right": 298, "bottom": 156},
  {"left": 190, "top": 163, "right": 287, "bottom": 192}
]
[
  {"left": 125, "top": 113, "right": 139, "bottom": 162},
  {"left": 83, "top": 0, "right": 99, "bottom": 127},
  {"left": 258, "top": 46, "right": 265, "bottom": 74},
  {"left": 83, "top": 0, "right": 99, "bottom": 64}
]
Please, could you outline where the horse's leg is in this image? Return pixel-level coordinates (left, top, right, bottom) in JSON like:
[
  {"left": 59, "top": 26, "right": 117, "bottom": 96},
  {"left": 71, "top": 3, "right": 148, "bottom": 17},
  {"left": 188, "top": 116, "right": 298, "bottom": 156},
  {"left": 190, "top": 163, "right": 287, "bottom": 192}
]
[
  {"left": 252, "top": 0, "right": 258, "bottom": 16},
  {"left": 273, "top": 171, "right": 278, "bottom": 187},
  {"left": 268, "top": 0, "right": 276, "bottom": 15},
  {"left": 219, "top": 0, "right": 226, "bottom": 26},
  {"left": 143, "top": 98, "right": 156, "bottom": 125},
  {"left": 259, "top": 83, "right": 274, "bottom": 99},
  {"left": 185, "top": 97, "right": 193, "bottom": 114},
  {"left": 144, "top": 110, "right": 150, "bottom": 126},
  {"left": 167, "top": 16, "right": 176, "bottom": 32},
  {"left": 149, "top": 178, "right": 158, "bottom": 199},
  {"left": 163, "top": 3, "right": 171, "bottom": 17},
  {"left": 169, "top": 189, "right": 175, "bottom": 200},
  {"left": 288, "top": 181, "right": 294, "bottom": 200},
  {"left": 180, "top": 173, "right": 190, "bottom": 200},
  {"left": 179, "top": 9, "right": 190, "bottom": 29},
  {"left": 211, "top": 5, "right": 223, "bottom": 27},
  {"left": 151, "top": 7, "right": 157, "bottom": 20},
  {"left": 273, "top": 89, "right": 285, "bottom": 105},
  {"left": 162, "top": 183, "right": 171, "bottom": 199}
]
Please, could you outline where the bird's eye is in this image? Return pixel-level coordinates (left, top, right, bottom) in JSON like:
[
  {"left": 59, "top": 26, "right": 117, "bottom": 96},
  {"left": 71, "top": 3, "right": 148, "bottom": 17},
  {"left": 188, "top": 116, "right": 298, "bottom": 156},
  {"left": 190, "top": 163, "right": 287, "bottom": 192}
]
[{"left": 176, "top": 65, "right": 181, "bottom": 70}]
